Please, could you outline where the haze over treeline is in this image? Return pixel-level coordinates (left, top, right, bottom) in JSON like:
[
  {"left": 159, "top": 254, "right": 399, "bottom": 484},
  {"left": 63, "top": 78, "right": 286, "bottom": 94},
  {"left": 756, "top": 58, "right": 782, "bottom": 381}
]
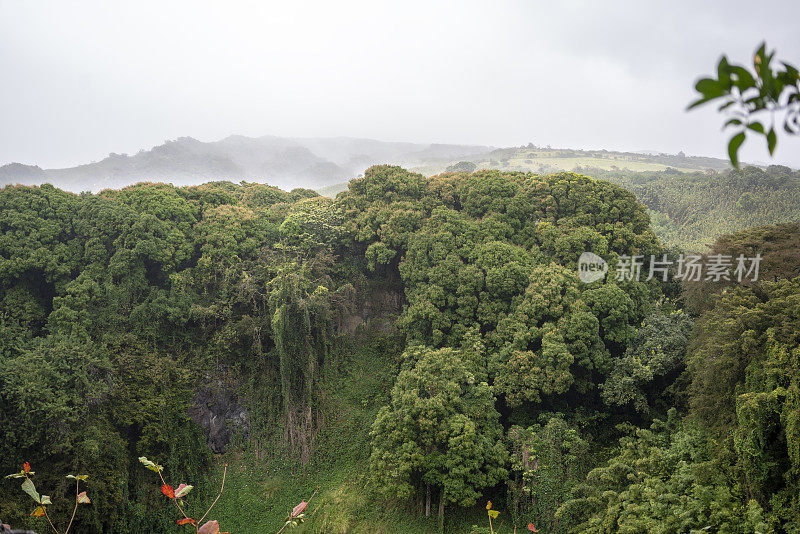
[
  {"left": 0, "top": 135, "right": 494, "bottom": 192},
  {"left": 0, "top": 134, "right": 747, "bottom": 193}
]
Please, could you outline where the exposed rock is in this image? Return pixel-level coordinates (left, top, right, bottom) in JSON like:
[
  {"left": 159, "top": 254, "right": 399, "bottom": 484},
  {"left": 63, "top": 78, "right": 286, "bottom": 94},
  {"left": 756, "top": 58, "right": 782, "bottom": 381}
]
[
  {"left": 188, "top": 385, "right": 249, "bottom": 454},
  {"left": 336, "top": 286, "right": 403, "bottom": 335}
]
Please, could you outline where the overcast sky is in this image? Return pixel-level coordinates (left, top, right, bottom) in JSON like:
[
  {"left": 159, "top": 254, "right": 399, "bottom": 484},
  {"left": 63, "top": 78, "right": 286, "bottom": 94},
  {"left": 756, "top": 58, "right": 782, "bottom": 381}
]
[{"left": 1, "top": 0, "right": 799, "bottom": 169}]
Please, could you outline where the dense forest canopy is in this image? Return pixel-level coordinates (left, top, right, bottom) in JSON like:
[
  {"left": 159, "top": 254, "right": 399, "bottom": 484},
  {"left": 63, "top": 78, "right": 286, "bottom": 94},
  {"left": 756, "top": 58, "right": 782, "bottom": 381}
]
[
  {"left": 594, "top": 165, "right": 800, "bottom": 251},
  {"left": 1, "top": 166, "right": 799, "bottom": 533},
  {"left": 324, "top": 163, "right": 800, "bottom": 254}
]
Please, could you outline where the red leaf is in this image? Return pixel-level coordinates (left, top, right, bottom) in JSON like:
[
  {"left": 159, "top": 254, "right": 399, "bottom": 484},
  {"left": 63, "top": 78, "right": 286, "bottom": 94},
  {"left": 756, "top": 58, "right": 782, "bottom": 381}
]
[
  {"left": 528, "top": 523, "right": 538, "bottom": 532},
  {"left": 291, "top": 501, "right": 308, "bottom": 518},
  {"left": 161, "top": 484, "right": 175, "bottom": 499},
  {"left": 23, "top": 462, "right": 31, "bottom": 474},
  {"left": 177, "top": 518, "right": 197, "bottom": 526}
]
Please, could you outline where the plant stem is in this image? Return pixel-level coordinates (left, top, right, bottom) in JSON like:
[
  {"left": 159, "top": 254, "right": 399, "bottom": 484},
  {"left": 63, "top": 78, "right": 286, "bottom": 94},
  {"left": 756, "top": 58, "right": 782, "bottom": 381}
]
[
  {"left": 63, "top": 479, "right": 79, "bottom": 534},
  {"left": 42, "top": 508, "right": 60, "bottom": 534},
  {"left": 157, "top": 467, "right": 194, "bottom": 530},
  {"left": 197, "top": 463, "right": 228, "bottom": 526},
  {"left": 274, "top": 488, "right": 319, "bottom": 534}
]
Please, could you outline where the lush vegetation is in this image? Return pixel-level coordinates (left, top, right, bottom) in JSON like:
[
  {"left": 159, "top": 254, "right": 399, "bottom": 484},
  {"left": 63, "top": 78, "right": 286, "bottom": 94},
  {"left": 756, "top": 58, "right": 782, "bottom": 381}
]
[
  {"left": 323, "top": 164, "right": 800, "bottom": 253},
  {"left": 587, "top": 164, "right": 800, "bottom": 251},
  {"left": 1, "top": 166, "right": 799, "bottom": 533}
]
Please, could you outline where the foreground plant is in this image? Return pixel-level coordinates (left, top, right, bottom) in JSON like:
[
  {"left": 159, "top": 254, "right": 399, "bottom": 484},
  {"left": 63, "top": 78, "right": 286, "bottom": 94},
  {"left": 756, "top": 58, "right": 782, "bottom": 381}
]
[
  {"left": 478, "top": 501, "right": 537, "bottom": 534},
  {"left": 4, "top": 462, "right": 91, "bottom": 534},
  {"left": 138, "top": 457, "right": 228, "bottom": 534},
  {"left": 276, "top": 488, "right": 318, "bottom": 533},
  {"left": 690, "top": 42, "right": 799, "bottom": 167}
]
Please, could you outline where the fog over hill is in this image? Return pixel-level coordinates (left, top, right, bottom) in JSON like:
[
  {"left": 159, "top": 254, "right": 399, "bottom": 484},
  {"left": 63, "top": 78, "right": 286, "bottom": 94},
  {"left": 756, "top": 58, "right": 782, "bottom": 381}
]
[
  {"left": 0, "top": 135, "right": 492, "bottom": 192},
  {"left": 2, "top": 133, "right": 750, "bottom": 194}
]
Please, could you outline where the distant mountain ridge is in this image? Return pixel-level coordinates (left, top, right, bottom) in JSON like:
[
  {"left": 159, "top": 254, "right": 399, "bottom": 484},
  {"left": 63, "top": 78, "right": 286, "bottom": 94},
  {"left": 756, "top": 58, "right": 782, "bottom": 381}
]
[
  {"left": 0, "top": 135, "right": 493, "bottom": 192},
  {"left": 2, "top": 135, "right": 756, "bottom": 194}
]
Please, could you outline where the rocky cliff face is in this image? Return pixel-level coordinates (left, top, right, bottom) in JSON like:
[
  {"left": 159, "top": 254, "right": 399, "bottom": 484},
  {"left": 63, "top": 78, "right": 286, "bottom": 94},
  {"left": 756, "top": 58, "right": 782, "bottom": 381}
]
[{"left": 188, "top": 385, "right": 250, "bottom": 454}]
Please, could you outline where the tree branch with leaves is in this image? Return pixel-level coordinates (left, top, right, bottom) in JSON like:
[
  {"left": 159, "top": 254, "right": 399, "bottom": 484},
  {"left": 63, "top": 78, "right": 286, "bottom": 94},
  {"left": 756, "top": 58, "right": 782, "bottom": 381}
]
[{"left": 689, "top": 42, "right": 799, "bottom": 167}]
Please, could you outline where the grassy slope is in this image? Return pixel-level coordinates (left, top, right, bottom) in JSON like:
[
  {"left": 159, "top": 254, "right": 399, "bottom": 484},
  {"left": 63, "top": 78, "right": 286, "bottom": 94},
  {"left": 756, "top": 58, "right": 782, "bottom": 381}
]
[
  {"left": 210, "top": 328, "right": 494, "bottom": 533},
  {"left": 315, "top": 147, "right": 733, "bottom": 198},
  {"left": 411, "top": 147, "right": 728, "bottom": 176}
]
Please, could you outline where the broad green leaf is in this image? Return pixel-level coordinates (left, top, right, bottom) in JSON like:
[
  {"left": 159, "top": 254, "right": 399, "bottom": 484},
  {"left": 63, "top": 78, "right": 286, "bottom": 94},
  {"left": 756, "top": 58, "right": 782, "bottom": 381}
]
[
  {"left": 730, "top": 66, "right": 756, "bottom": 90},
  {"left": 138, "top": 457, "right": 163, "bottom": 473},
  {"left": 687, "top": 96, "right": 715, "bottom": 110},
  {"left": 728, "top": 132, "right": 746, "bottom": 168},
  {"left": 717, "top": 100, "right": 736, "bottom": 112},
  {"left": 40, "top": 496, "right": 52, "bottom": 505},
  {"left": 767, "top": 127, "right": 777, "bottom": 155},
  {"left": 21, "top": 478, "right": 41, "bottom": 504},
  {"left": 716, "top": 56, "right": 731, "bottom": 86},
  {"left": 695, "top": 78, "right": 723, "bottom": 97}
]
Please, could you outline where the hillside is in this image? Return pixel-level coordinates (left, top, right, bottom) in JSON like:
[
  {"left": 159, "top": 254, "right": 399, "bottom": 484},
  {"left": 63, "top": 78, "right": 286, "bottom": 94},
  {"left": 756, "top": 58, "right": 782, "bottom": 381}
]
[
  {"left": 1, "top": 138, "right": 743, "bottom": 196},
  {"left": 593, "top": 165, "right": 800, "bottom": 251},
  {"left": 0, "top": 136, "right": 492, "bottom": 193},
  {"left": 411, "top": 145, "right": 734, "bottom": 176}
]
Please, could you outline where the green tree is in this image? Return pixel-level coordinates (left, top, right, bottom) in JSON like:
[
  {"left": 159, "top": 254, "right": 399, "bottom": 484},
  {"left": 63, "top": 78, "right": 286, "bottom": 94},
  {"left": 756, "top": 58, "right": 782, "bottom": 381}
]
[
  {"left": 369, "top": 346, "right": 508, "bottom": 526},
  {"left": 601, "top": 309, "right": 692, "bottom": 414},
  {"left": 508, "top": 416, "right": 588, "bottom": 533},
  {"left": 689, "top": 277, "right": 800, "bottom": 526},
  {"left": 558, "top": 413, "right": 771, "bottom": 533}
]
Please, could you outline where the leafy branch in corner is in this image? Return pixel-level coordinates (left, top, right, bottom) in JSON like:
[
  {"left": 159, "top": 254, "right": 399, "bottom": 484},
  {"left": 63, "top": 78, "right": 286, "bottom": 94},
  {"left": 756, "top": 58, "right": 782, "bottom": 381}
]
[{"left": 689, "top": 42, "right": 799, "bottom": 167}]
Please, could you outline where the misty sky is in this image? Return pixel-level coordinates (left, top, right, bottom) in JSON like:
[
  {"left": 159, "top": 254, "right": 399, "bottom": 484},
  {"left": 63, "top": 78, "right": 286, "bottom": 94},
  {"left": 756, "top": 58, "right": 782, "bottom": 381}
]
[{"left": 2, "top": 1, "right": 799, "bottom": 169}]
